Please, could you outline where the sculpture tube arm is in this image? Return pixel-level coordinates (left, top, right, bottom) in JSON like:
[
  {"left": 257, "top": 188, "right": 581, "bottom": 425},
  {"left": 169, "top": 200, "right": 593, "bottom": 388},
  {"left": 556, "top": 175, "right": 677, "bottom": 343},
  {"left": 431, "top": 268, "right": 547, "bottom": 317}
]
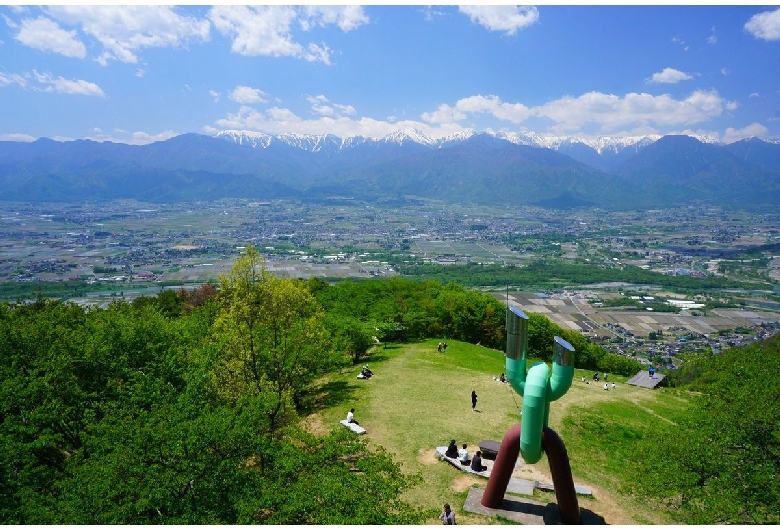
[
  {"left": 547, "top": 336, "right": 575, "bottom": 401},
  {"left": 519, "top": 361, "right": 549, "bottom": 464},
  {"left": 505, "top": 306, "right": 529, "bottom": 396}
]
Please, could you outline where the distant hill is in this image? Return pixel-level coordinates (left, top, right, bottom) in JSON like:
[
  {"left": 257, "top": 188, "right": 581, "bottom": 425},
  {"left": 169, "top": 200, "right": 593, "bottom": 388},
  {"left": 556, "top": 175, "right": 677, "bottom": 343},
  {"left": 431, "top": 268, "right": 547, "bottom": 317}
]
[{"left": 0, "top": 130, "right": 779, "bottom": 210}]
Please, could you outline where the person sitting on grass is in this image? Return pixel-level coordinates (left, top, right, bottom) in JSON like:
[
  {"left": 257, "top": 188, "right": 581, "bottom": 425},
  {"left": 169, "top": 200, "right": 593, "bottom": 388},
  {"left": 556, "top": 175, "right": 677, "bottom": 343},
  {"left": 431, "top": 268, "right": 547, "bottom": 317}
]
[
  {"left": 458, "top": 443, "right": 470, "bottom": 465},
  {"left": 445, "top": 439, "right": 459, "bottom": 459},
  {"left": 470, "top": 451, "right": 487, "bottom": 472},
  {"left": 346, "top": 408, "right": 359, "bottom": 425}
]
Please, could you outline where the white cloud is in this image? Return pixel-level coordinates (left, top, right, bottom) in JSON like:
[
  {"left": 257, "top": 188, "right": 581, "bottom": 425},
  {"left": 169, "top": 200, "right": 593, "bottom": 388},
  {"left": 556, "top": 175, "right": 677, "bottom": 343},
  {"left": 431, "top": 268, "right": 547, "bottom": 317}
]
[
  {"left": 209, "top": 6, "right": 300, "bottom": 57},
  {"left": 129, "top": 130, "right": 179, "bottom": 144},
  {"left": 3, "top": 13, "right": 19, "bottom": 29},
  {"left": 212, "top": 89, "right": 738, "bottom": 140},
  {"left": 528, "top": 89, "right": 732, "bottom": 134},
  {"left": 745, "top": 7, "right": 780, "bottom": 41},
  {"left": 422, "top": 95, "right": 531, "bottom": 125},
  {"left": 14, "top": 16, "right": 86, "bottom": 58},
  {"left": 299, "top": 6, "right": 369, "bottom": 32},
  {"left": 721, "top": 67, "right": 730, "bottom": 76},
  {"left": 0, "top": 71, "right": 27, "bottom": 88},
  {"left": 136, "top": 68, "right": 145, "bottom": 78},
  {"left": 708, "top": 26, "right": 717, "bottom": 45},
  {"left": 307, "top": 95, "right": 357, "bottom": 117},
  {"left": 31, "top": 71, "right": 105, "bottom": 97},
  {"left": 749, "top": 92, "right": 760, "bottom": 98},
  {"left": 421, "top": 6, "right": 446, "bottom": 21},
  {"left": 647, "top": 67, "right": 693, "bottom": 84},
  {"left": 459, "top": 5, "right": 539, "bottom": 35},
  {"left": 46, "top": 5, "right": 210, "bottom": 65},
  {"left": 0, "top": 133, "right": 36, "bottom": 142},
  {"left": 722, "top": 122, "right": 769, "bottom": 143},
  {"left": 671, "top": 36, "right": 689, "bottom": 51},
  {"left": 214, "top": 103, "right": 464, "bottom": 139},
  {"left": 86, "top": 128, "right": 179, "bottom": 145},
  {"left": 304, "top": 42, "right": 333, "bottom": 65},
  {"left": 210, "top": 89, "right": 220, "bottom": 102},
  {"left": 267, "top": 106, "right": 301, "bottom": 122},
  {"left": 209, "top": 5, "right": 357, "bottom": 64},
  {"left": 333, "top": 103, "right": 356, "bottom": 116},
  {"left": 229, "top": 85, "right": 267, "bottom": 104}
]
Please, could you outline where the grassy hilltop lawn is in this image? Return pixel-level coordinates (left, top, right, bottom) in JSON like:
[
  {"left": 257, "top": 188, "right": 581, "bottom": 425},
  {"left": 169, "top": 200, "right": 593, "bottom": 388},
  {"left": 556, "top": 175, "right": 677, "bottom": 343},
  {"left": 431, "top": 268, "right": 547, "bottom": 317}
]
[{"left": 308, "top": 339, "right": 687, "bottom": 525}]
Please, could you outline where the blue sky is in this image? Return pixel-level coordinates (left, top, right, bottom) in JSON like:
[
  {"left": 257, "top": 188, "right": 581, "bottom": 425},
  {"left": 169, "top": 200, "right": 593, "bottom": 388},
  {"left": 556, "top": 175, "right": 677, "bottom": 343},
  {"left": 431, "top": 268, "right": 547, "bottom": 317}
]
[{"left": 1, "top": 4, "right": 779, "bottom": 145}]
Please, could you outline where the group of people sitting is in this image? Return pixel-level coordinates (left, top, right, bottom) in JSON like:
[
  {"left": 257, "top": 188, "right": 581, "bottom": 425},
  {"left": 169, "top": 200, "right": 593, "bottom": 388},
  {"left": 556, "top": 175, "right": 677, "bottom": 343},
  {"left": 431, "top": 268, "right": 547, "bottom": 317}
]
[
  {"left": 445, "top": 440, "right": 487, "bottom": 472},
  {"left": 437, "top": 342, "right": 448, "bottom": 353}
]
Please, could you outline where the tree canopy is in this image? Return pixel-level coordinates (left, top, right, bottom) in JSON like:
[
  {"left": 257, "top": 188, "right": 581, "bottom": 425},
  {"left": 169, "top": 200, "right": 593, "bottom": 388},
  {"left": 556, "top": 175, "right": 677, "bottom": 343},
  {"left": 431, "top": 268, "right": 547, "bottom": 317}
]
[
  {"left": 0, "top": 251, "right": 426, "bottom": 524},
  {"left": 629, "top": 334, "right": 780, "bottom": 524}
]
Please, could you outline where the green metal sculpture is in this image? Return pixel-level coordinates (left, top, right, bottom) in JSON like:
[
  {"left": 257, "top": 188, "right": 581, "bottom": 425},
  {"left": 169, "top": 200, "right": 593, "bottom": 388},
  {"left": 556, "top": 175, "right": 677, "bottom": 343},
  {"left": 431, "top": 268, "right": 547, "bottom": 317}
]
[
  {"left": 505, "top": 306, "right": 575, "bottom": 464},
  {"left": 482, "top": 305, "right": 580, "bottom": 524}
]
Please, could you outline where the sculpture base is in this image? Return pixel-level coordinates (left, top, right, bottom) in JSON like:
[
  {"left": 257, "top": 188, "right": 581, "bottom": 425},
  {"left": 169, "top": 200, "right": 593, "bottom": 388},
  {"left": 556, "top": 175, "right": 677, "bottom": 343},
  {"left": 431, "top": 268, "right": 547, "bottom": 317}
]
[{"left": 464, "top": 487, "right": 605, "bottom": 525}]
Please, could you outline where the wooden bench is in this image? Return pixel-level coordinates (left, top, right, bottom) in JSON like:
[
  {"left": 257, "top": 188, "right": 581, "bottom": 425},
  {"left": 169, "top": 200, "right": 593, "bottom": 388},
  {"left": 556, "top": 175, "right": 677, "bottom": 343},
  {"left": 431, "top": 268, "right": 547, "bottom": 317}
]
[
  {"left": 340, "top": 419, "right": 366, "bottom": 434},
  {"left": 479, "top": 439, "right": 501, "bottom": 460}
]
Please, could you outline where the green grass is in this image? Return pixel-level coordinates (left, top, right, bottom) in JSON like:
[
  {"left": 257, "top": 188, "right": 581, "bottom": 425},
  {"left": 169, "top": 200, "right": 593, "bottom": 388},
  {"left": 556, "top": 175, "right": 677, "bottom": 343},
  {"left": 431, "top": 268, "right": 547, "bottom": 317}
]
[{"left": 310, "top": 339, "right": 690, "bottom": 525}]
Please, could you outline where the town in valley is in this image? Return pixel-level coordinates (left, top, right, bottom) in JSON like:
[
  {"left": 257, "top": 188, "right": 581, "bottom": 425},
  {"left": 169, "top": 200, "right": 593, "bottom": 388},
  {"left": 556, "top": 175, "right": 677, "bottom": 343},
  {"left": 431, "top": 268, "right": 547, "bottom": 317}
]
[{"left": 2, "top": 198, "right": 779, "bottom": 370}]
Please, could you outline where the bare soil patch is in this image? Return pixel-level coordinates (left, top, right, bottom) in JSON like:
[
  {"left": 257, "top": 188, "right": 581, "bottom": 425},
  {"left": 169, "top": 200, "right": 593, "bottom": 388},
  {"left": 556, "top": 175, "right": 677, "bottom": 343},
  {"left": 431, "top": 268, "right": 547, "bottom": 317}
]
[
  {"left": 417, "top": 447, "right": 439, "bottom": 466},
  {"left": 300, "top": 413, "right": 329, "bottom": 436},
  {"left": 450, "top": 474, "right": 479, "bottom": 493}
]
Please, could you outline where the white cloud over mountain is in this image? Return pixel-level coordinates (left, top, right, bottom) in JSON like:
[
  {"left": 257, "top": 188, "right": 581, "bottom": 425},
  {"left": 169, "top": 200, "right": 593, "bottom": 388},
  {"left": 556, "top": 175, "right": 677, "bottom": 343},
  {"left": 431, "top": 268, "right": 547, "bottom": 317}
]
[
  {"left": 419, "top": 90, "right": 735, "bottom": 135},
  {"left": 422, "top": 95, "right": 531, "bottom": 125},
  {"left": 206, "top": 87, "right": 742, "bottom": 143},
  {"left": 722, "top": 122, "right": 769, "bottom": 143}
]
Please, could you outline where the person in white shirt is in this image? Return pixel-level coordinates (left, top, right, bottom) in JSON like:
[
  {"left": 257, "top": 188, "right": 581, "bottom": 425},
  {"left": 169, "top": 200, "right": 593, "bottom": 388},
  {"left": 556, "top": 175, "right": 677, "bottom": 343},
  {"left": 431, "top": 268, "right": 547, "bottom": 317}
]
[
  {"left": 346, "top": 408, "right": 359, "bottom": 425},
  {"left": 458, "top": 444, "right": 469, "bottom": 465}
]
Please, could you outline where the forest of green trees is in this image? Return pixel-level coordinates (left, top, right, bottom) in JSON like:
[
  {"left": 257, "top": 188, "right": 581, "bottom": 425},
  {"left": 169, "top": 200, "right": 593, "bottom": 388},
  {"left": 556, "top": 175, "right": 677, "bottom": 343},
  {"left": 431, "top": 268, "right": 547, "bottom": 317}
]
[{"left": 1, "top": 245, "right": 777, "bottom": 524}]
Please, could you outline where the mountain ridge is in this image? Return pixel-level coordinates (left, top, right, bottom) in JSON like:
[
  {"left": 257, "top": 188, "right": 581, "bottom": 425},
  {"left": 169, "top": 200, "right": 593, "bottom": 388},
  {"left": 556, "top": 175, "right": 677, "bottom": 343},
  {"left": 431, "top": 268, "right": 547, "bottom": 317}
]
[{"left": 1, "top": 131, "right": 779, "bottom": 211}]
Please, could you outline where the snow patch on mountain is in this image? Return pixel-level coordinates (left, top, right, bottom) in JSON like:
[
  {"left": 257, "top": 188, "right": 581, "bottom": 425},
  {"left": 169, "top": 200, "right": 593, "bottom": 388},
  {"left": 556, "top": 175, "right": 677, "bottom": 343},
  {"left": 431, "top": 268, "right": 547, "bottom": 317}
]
[
  {"left": 215, "top": 130, "right": 274, "bottom": 148},
  {"left": 380, "top": 128, "right": 436, "bottom": 146}
]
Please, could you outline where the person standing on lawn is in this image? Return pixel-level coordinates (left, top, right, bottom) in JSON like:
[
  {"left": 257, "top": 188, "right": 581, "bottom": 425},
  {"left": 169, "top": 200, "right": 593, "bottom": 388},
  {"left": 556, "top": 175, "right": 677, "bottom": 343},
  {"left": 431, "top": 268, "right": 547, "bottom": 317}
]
[
  {"left": 471, "top": 390, "right": 477, "bottom": 411},
  {"left": 439, "top": 503, "right": 456, "bottom": 525}
]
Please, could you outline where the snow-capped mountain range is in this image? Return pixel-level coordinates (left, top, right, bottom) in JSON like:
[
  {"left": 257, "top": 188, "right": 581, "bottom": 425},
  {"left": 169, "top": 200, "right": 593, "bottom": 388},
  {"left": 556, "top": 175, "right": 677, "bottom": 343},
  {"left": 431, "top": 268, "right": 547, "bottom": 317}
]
[
  {"left": 214, "top": 127, "right": 723, "bottom": 155},
  {"left": 1, "top": 127, "right": 779, "bottom": 209}
]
